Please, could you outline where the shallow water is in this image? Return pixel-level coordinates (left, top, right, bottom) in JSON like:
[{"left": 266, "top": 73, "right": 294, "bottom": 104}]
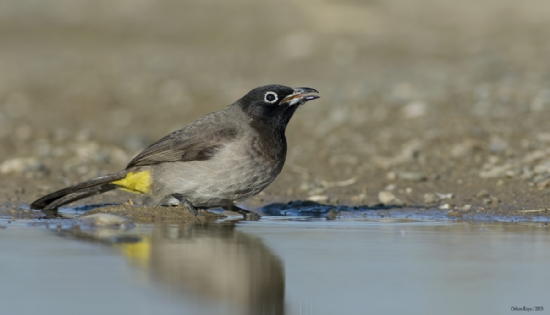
[{"left": 0, "top": 217, "right": 548, "bottom": 315}]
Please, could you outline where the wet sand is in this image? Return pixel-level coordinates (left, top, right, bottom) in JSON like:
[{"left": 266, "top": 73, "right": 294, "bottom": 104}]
[
  {"left": 80, "top": 205, "right": 221, "bottom": 224},
  {"left": 2, "top": 0, "right": 550, "bottom": 219}
]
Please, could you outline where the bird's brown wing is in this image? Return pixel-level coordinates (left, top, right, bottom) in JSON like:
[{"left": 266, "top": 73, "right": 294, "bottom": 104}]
[{"left": 126, "top": 111, "right": 240, "bottom": 168}]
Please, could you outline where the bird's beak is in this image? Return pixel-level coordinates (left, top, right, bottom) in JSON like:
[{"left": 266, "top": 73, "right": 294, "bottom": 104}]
[{"left": 280, "top": 87, "right": 320, "bottom": 106}]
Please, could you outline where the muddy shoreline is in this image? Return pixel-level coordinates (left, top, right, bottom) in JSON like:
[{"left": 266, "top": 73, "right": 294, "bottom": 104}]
[{"left": 2, "top": 0, "right": 550, "bottom": 222}]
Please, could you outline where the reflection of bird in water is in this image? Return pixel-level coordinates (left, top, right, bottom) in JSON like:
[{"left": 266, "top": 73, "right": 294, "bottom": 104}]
[{"left": 121, "top": 223, "right": 286, "bottom": 315}]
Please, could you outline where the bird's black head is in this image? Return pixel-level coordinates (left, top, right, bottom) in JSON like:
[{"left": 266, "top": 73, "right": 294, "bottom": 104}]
[{"left": 234, "top": 84, "right": 320, "bottom": 131}]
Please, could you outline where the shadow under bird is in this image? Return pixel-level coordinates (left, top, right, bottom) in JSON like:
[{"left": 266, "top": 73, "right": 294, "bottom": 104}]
[{"left": 31, "top": 85, "right": 320, "bottom": 219}]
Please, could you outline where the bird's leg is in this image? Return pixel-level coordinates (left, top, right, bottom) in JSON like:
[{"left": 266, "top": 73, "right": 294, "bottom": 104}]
[
  {"left": 171, "top": 194, "right": 199, "bottom": 216},
  {"left": 223, "top": 204, "right": 261, "bottom": 221}
]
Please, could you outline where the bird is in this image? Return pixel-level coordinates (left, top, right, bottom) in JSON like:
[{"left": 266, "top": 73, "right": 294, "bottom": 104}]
[{"left": 31, "top": 84, "right": 320, "bottom": 219}]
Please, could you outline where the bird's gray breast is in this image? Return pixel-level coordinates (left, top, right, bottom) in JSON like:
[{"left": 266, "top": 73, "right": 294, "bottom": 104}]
[
  {"left": 152, "top": 133, "right": 286, "bottom": 207},
  {"left": 221, "top": 137, "right": 285, "bottom": 201}
]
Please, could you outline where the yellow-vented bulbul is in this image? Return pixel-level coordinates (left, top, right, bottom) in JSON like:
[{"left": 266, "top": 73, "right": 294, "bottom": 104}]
[{"left": 31, "top": 85, "right": 320, "bottom": 219}]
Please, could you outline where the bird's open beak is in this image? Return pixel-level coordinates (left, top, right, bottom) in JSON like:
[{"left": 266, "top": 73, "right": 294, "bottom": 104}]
[{"left": 280, "top": 87, "right": 320, "bottom": 106}]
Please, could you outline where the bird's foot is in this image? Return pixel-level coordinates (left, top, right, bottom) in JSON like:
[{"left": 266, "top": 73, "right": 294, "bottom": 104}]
[
  {"left": 171, "top": 194, "right": 199, "bottom": 216},
  {"left": 223, "top": 205, "right": 261, "bottom": 221}
]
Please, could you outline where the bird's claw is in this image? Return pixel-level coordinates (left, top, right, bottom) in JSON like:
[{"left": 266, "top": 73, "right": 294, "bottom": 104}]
[{"left": 223, "top": 205, "right": 261, "bottom": 221}]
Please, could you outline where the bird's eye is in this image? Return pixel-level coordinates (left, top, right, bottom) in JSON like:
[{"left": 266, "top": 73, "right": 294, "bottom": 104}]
[{"left": 264, "top": 91, "right": 278, "bottom": 104}]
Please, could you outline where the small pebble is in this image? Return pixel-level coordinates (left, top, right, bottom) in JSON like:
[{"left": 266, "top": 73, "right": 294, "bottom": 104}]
[
  {"left": 537, "top": 179, "right": 550, "bottom": 190},
  {"left": 436, "top": 193, "right": 454, "bottom": 200},
  {"left": 446, "top": 210, "right": 462, "bottom": 217},
  {"left": 402, "top": 101, "right": 427, "bottom": 118},
  {"left": 378, "top": 191, "right": 405, "bottom": 206},
  {"left": 325, "top": 209, "right": 339, "bottom": 220},
  {"left": 308, "top": 188, "right": 326, "bottom": 195},
  {"left": 378, "top": 191, "right": 396, "bottom": 204},
  {"left": 391, "top": 198, "right": 405, "bottom": 206},
  {"left": 398, "top": 172, "right": 427, "bottom": 182},
  {"left": 0, "top": 157, "right": 45, "bottom": 174},
  {"left": 351, "top": 193, "right": 366, "bottom": 202},
  {"left": 387, "top": 171, "right": 426, "bottom": 182},
  {"left": 479, "top": 165, "right": 515, "bottom": 178},
  {"left": 307, "top": 195, "right": 329, "bottom": 202},
  {"left": 476, "top": 190, "right": 490, "bottom": 198},
  {"left": 424, "top": 193, "right": 440, "bottom": 204}
]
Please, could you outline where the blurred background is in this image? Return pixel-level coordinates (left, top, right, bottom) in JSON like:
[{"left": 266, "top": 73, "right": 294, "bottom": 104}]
[{"left": 2, "top": 0, "right": 550, "bottom": 211}]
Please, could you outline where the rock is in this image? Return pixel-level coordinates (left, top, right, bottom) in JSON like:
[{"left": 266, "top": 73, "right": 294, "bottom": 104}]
[
  {"left": 307, "top": 195, "right": 329, "bottom": 202},
  {"left": 488, "top": 136, "right": 508, "bottom": 153},
  {"left": 534, "top": 162, "right": 550, "bottom": 174},
  {"left": 244, "top": 212, "right": 262, "bottom": 221},
  {"left": 424, "top": 193, "right": 440, "bottom": 204},
  {"left": 440, "top": 203, "right": 451, "bottom": 210},
  {"left": 0, "top": 157, "right": 45, "bottom": 174},
  {"left": 476, "top": 190, "right": 490, "bottom": 198},
  {"left": 479, "top": 164, "right": 515, "bottom": 178},
  {"left": 325, "top": 209, "right": 339, "bottom": 220},
  {"left": 436, "top": 193, "right": 454, "bottom": 200},
  {"left": 483, "top": 198, "right": 492, "bottom": 205},
  {"left": 373, "top": 140, "right": 423, "bottom": 168},
  {"left": 537, "top": 179, "right": 550, "bottom": 190},
  {"left": 395, "top": 172, "right": 427, "bottom": 182},
  {"left": 378, "top": 191, "right": 396, "bottom": 204},
  {"left": 351, "top": 193, "right": 366, "bottom": 202},
  {"left": 298, "top": 183, "right": 310, "bottom": 191},
  {"left": 450, "top": 139, "right": 483, "bottom": 158},
  {"left": 521, "top": 167, "right": 534, "bottom": 180},
  {"left": 451, "top": 144, "right": 470, "bottom": 158},
  {"left": 320, "top": 177, "right": 357, "bottom": 188},
  {"left": 402, "top": 101, "right": 427, "bottom": 118},
  {"left": 460, "top": 205, "right": 472, "bottom": 212},
  {"left": 392, "top": 198, "right": 405, "bottom": 206},
  {"left": 446, "top": 210, "right": 462, "bottom": 217},
  {"left": 308, "top": 188, "right": 326, "bottom": 195},
  {"left": 522, "top": 150, "right": 546, "bottom": 164},
  {"left": 505, "top": 169, "right": 520, "bottom": 177},
  {"left": 378, "top": 191, "right": 405, "bottom": 206},
  {"left": 533, "top": 173, "right": 550, "bottom": 183}
]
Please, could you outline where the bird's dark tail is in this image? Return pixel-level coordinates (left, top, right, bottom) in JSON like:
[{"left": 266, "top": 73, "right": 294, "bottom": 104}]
[{"left": 30, "top": 170, "right": 129, "bottom": 211}]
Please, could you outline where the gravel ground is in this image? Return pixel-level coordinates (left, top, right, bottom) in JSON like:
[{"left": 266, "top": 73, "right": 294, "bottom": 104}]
[{"left": 2, "top": 0, "right": 550, "bottom": 220}]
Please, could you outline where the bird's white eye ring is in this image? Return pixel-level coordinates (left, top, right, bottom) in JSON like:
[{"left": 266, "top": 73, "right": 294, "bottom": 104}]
[{"left": 264, "top": 91, "right": 278, "bottom": 104}]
